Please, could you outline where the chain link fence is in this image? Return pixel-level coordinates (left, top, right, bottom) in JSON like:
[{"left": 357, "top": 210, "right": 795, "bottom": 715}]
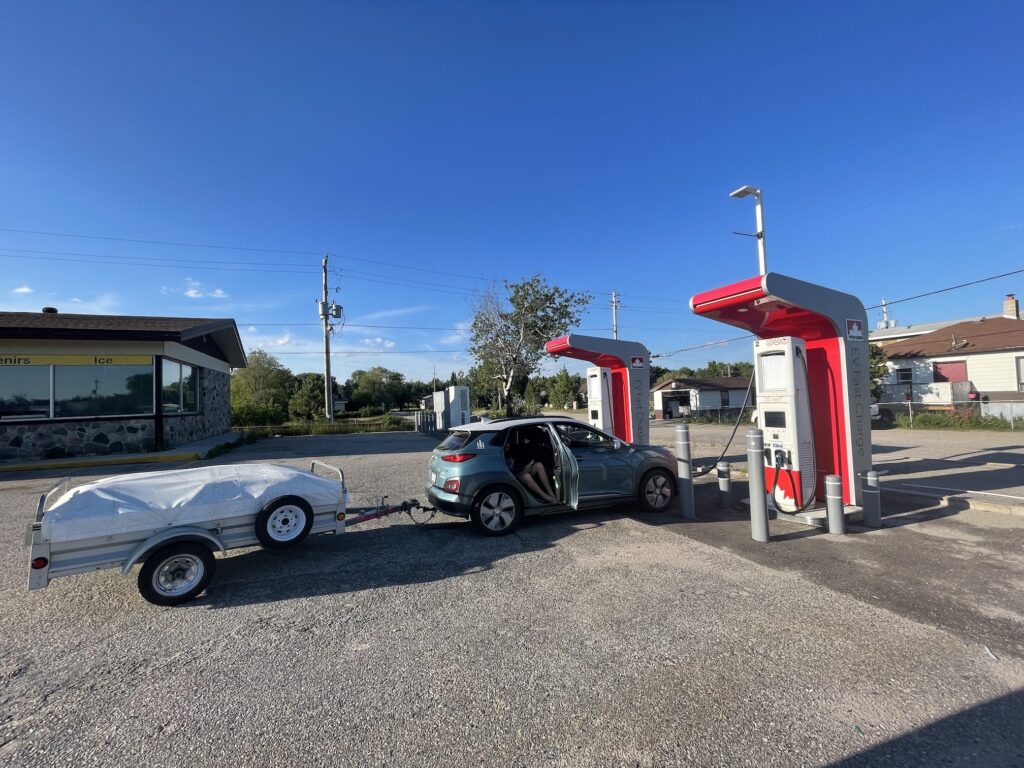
[{"left": 875, "top": 400, "right": 1024, "bottom": 430}]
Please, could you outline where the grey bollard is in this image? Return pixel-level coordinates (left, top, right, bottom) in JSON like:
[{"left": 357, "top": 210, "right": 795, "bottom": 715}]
[
  {"left": 825, "top": 474, "right": 845, "bottom": 535},
  {"left": 746, "top": 429, "right": 769, "bottom": 542},
  {"left": 862, "top": 471, "right": 881, "bottom": 528},
  {"left": 675, "top": 424, "right": 696, "bottom": 519},
  {"left": 717, "top": 461, "right": 732, "bottom": 509}
]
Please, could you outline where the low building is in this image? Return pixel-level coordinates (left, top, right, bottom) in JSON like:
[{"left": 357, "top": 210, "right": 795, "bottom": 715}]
[
  {"left": 652, "top": 376, "right": 752, "bottom": 420},
  {"left": 0, "top": 310, "right": 246, "bottom": 462},
  {"left": 879, "top": 294, "right": 1024, "bottom": 406}
]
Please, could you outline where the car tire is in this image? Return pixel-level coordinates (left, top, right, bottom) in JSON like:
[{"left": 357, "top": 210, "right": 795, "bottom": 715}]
[
  {"left": 470, "top": 485, "right": 524, "bottom": 536},
  {"left": 638, "top": 469, "right": 676, "bottom": 513},
  {"left": 138, "top": 542, "right": 216, "bottom": 606},
  {"left": 255, "top": 496, "right": 315, "bottom": 549}
]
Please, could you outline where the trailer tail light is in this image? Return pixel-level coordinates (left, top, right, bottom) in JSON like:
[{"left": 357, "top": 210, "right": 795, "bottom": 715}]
[
  {"left": 443, "top": 479, "right": 460, "bottom": 493},
  {"left": 31, "top": 557, "right": 49, "bottom": 570},
  {"left": 441, "top": 453, "right": 476, "bottom": 463}
]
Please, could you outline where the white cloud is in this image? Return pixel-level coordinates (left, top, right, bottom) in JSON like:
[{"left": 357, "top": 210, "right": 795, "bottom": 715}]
[
  {"left": 344, "top": 305, "right": 434, "bottom": 325},
  {"left": 178, "top": 278, "right": 229, "bottom": 300},
  {"left": 12, "top": 285, "right": 33, "bottom": 294},
  {"left": 358, "top": 337, "right": 396, "bottom": 351},
  {"left": 439, "top": 319, "right": 471, "bottom": 346}
]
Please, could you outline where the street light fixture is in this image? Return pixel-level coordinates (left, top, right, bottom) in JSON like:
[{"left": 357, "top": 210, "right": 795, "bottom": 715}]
[{"left": 730, "top": 185, "right": 767, "bottom": 275}]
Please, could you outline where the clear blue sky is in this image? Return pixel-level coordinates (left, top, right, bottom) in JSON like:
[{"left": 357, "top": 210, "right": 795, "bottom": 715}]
[{"left": 1, "top": 1, "right": 1021, "bottom": 381}]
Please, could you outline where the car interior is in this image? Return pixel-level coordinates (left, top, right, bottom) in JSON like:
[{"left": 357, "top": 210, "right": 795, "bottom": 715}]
[{"left": 503, "top": 426, "right": 559, "bottom": 501}]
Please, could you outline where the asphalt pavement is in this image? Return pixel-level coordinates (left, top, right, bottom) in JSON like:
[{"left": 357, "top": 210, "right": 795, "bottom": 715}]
[{"left": 1, "top": 431, "right": 1023, "bottom": 767}]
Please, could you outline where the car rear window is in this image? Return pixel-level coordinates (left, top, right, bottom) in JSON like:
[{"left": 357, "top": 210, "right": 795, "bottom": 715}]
[{"left": 437, "top": 431, "right": 472, "bottom": 451}]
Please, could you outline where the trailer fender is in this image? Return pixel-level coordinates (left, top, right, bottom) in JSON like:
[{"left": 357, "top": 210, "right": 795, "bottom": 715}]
[{"left": 121, "top": 527, "right": 227, "bottom": 575}]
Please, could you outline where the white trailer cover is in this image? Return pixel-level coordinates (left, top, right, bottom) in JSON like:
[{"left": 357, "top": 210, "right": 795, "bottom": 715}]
[{"left": 42, "top": 464, "right": 341, "bottom": 543}]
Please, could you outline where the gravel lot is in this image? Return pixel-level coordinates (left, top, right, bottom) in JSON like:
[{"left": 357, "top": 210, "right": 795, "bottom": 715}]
[{"left": 2, "top": 431, "right": 1023, "bottom": 767}]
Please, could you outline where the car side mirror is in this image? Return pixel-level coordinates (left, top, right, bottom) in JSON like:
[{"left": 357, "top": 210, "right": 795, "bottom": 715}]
[{"left": 612, "top": 439, "right": 622, "bottom": 450}]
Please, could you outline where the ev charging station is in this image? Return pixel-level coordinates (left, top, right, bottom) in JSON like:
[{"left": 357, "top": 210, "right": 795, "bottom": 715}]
[
  {"left": 545, "top": 334, "right": 650, "bottom": 446},
  {"left": 690, "top": 272, "right": 872, "bottom": 520}
]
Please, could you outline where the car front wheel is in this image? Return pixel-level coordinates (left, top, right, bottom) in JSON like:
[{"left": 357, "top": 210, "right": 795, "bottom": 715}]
[
  {"left": 471, "top": 486, "right": 524, "bottom": 536},
  {"left": 639, "top": 469, "right": 676, "bottom": 513}
]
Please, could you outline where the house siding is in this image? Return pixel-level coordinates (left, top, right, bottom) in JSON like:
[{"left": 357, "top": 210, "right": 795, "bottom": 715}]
[{"left": 886, "top": 351, "right": 1019, "bottom": 391}]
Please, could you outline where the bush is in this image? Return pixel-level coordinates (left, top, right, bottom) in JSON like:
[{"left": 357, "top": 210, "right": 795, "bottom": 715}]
[
  {"left": 893, "top": 407, "right": 1012, "bottom": 431},
  {"left": 235, "top": 414, "right": 414, "bottom": 440},
  {"left": 231, "top": 402, "right": 287, "bottom": 427}
]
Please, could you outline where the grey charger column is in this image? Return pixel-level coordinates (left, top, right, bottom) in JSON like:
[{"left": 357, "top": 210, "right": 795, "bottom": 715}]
[
  {"left": 747, "top": 429, "right": 769, "bottom": 542},
  {"left": 675, "top": 424, "right": 696, "bottom": 519}
]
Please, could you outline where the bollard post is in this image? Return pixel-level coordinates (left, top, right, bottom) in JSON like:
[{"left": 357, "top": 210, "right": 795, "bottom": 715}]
[
  {"left": 717, "top": 461, "right": 732, "bottom": 509},
  {"left": 862, "top": 470, "right": 881, "bottom": 528},
  {"left": 675, "top": 424, "right": 695, "bottom": 519},
  {"left": 747, "top": 429, "right": 769, "bottom": 543},
  {"left": 825, "top": 474, "right": 845, "bottom": 534}
]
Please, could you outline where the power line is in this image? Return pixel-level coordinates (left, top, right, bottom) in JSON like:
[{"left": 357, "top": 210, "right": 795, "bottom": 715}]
[
  {"left": 651, "top": 335, "right": 754, "bottom": 360},
  {"left": 265, "top": 349, "right": 469, "bottom": 355},
  {"left": 867, "top": 267, "right": 1024, "bottom": 309}
]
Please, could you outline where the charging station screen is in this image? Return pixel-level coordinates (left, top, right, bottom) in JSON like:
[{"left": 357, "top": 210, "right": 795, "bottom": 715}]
[
  {"left": 764, "top": 411, "right": 786, "bottom": 428},
  {"left": 759, "top": 352, "right": 788, "bottom": 390}
]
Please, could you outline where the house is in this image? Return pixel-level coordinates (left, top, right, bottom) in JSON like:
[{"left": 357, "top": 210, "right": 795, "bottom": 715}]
[
  {"left": 879, "top": 294, "right": 1024, "bottom": 408},
  {"left": 0, "top": 309, "right": 246, "bottom": 462},
  {"left": 652, "top": 376, "right": 753, "bottom": 420}
]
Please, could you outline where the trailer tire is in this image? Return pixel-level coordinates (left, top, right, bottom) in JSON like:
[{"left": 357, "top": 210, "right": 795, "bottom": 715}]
[
  {"left": 255, "top": 496, "right": 315, "bottom": 549},
  {"left": 638, "top": 469, "right": 676, "bottom": 513},
  {"left": 138, "top": 542, "right": 216, "bottom": 606},
  {"left": 470, "top": 485, "right": 524, "bottom": 536}
]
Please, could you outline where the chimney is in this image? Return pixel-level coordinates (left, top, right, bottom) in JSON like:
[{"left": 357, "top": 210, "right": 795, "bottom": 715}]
[
  {"left": 41, "top": 307, "right": 58, "bottom": 314},
  {"left": 1003, "top": 294, "right": 1020, "bottom": 320}
]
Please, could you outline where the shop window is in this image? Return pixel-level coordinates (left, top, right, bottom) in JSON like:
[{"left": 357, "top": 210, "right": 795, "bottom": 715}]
[
  {"left": 54, "top": 365, "right": 153, "bottom": 418},
  {"left": 0, "top": 367, "right": 51, "bottom": 420},
  {"left": 162, "top": 359, "right": 199, "bottom": 414}
]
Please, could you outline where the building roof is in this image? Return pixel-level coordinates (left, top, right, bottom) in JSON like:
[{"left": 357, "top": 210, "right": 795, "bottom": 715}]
[
  {"left": 652, "top": 376, "right": 751, "bottom": 393},
  {"left": 0, "top": 311, "right": 247, "bottom": 367},
  {"left": 869, "top": 317, "right": 982, "bottom": 343},
  {"left": 882, "top": 316, "right": 1024, "bottom": 359}
]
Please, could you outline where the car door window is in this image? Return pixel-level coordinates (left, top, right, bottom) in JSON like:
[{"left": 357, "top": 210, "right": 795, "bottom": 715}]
[{"left": 554, "top": 423, "right": 612, "bottom": 450}]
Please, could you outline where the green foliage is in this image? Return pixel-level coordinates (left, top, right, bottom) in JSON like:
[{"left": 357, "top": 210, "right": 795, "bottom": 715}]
[
  {"left": 347, "top": 367, "right": 407, "bottom": 411},
  {"left": 470, "top": 275, "right": 591, "bottom": 414},
  {"left": 236, "top": 414, "right": 413, "bottom": 440},
  {"left": 545, "top": 366, "right": 579, "bottom": 409},
  {"left": 894, "top": 407, "right": 1011, "bottom": 431},
  {"left": 288, "top": 373, "right": 327, "bottom": 422},
  {"left": 230, "top": 350, "right": 294, "bottom": 425},
  {"left": 869, "top": 343, "right": 889, "bottom": 400}
]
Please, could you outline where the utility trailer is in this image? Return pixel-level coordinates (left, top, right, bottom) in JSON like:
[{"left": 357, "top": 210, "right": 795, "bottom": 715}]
[{"left": 26, "top": 461, "right": 423, "bottom": 606}]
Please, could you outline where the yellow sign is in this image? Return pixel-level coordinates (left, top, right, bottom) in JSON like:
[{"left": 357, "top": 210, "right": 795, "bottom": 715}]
[{"left": 0, "top": 355, "right": 153, "bottom": 366}]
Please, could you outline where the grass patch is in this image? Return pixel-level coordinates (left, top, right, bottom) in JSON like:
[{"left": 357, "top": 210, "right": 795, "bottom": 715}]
[
  {"left": 236, "top": 414, "right": 413, "bottom": 441},
  {"left": 894, "top": 407, "right": 1013, "bottom": 431}
]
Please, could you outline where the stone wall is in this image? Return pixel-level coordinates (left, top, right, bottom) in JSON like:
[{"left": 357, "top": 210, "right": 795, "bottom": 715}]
[
  {"left": 0, "top": 419, "right": 156, "bottom": 462},
  {"left": 0, "top": 367, "right": 232, "bottom": 462},
  {"left": 163, "top": 369, "right": 231, "bottom": 447}
]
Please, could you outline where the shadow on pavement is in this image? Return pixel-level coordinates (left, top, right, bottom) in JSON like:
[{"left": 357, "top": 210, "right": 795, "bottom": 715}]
[
  {"left": 830, "top": 690, "right": 1024, "bottom": 767},
  {"left": 200, "top": 508, "right": 622, "bottom": 610}
]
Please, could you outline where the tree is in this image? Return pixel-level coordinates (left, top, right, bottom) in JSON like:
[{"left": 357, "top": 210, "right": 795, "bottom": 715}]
[
  {"left": 869, "top": 343, "right": 889, "bottom": 400},
  {"left": 469, "top": 275, "right": 591, "bottom": 414},
  {"left": 289, "top": 372, "right": 327, "bottom": 421},
  {"left": 546, "top": 366, "right": 579, "bottom": 410},
  {"left": 347, "top": 366, "right": 407, "bottom": 411},
  {"left": 230, "top": 350, "right": 294, "bottom": 424}
]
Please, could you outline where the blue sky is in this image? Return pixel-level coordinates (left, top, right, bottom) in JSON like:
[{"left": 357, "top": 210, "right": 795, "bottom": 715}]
[{"left": 1, "top": 1, "right": 1021, "bottom": 381}]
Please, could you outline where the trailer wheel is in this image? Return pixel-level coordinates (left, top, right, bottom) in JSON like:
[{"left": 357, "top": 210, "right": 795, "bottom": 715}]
[
  {"left": 471, "top": 485, "right": 523, "bottom": 536},
  {"left": 255, "top": 496, "right": 315, "bottom": 549},
  {"left": 138, "top": 542, "right": 216, "bottom": 606},
  {"left": 638, "top": 469, "right": 675, "bottom": 513}
]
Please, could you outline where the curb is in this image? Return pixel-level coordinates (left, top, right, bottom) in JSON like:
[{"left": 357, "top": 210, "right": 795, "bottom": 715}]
[
  {"left": 881, "top": 486, "right": 1024, "bottom": 518},
  {"left": 0, "top": 451, "right": 202, "bottom": 473}
]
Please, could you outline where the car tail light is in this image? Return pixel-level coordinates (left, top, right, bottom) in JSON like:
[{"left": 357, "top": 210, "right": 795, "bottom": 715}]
[
  {"left": 443, "top": 478, "right": 460, "bottom": 493},
  {"left": 31, "top": 557, "right": 49, "bottom": 570},
  {"left": 441, "top": 453, "right": 476, "bottom": 463}
]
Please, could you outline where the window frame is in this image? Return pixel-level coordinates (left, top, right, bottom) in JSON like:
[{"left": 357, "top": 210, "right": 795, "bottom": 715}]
[
  {"left": 894, "top": 367, "right": 913, "bottom": 385},
  {"left": 161, "top": 358, "right": 201, "bottom": 416}
]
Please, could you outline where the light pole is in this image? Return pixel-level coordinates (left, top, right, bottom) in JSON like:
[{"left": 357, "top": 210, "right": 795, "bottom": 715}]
[{"left": 730, "top": 185, "right": 767, "bottom": 275}]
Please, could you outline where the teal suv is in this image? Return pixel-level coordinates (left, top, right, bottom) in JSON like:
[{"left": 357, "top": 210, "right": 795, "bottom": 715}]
[{"left": 426, "top": 416, "right": 678, "bottom": 535}]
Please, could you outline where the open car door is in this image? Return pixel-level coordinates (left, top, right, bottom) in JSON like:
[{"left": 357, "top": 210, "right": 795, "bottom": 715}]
[{"left": 546, "top": 424, "right": 579, "bottom": 509}]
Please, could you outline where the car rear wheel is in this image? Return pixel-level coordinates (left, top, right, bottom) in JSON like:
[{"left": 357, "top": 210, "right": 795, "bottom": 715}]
[
  {"left": 639, "top": 469, "right": 675, "bottom": 513},
  {"left": 255, "top": 496, "right": 315, "bottom": 549},
  {"left": 471, "top": 486, "right": 524, "bottom": 536}
]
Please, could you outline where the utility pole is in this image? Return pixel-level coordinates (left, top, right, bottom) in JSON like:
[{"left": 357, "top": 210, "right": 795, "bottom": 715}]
[
  {"left": 320, "top": 255, "right": 334, "bottom": 422},
  {"left": 611, "top": 290, "right": 620, "bottom": 339}
]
